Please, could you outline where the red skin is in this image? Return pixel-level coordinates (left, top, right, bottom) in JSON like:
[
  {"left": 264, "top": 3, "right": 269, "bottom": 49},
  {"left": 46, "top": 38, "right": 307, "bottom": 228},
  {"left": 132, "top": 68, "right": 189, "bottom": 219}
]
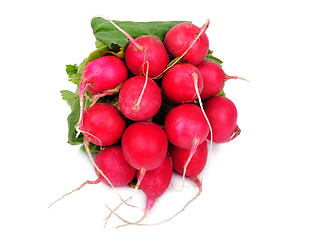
[
  {"left": 196, "top": 60, "right": 226, "bottom": 99},
  {"left": 125, "top": 35, "right": 169, "bottom": 78},
  {"left": 164, "top": 22, "right": 209, "bottom": 65},
  {"left": 169, "top": 140, "right": 208, "bottom": 178},
  {"left": 82, "top": 56, "right": 128, "bottom": 95},
  {"left": 164, "top": 104, "right": 209, "bottom": 149},
  {"left": 94, "top": 145, "right": 136, "bottom": 187},
  {"left": 80, "top": 103, "right": 126, "bottom": 146},
  {"left": 162, "top": 63, "right": 203, "bottom": 103},
  {"left": 203, "top": 96, "right": 238, "bottom": 143},
  {"left": 121, "top": 121, "right": 168, "bottom": 171},
  {"left": 138, "top": 155, "right": 173, "bottom": 211},
  {"left": 118, "top": 76, "right": 162, "bottom": 121}
]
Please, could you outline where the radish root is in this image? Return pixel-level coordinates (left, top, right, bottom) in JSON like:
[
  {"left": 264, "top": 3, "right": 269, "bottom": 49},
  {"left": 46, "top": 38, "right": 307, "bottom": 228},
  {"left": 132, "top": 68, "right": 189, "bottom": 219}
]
[
  {"left": 48, "top": 178, "right": 101, "bottom": 208},
  {"left": 110, "top": 177, "right": 203, "bottom": 227}
]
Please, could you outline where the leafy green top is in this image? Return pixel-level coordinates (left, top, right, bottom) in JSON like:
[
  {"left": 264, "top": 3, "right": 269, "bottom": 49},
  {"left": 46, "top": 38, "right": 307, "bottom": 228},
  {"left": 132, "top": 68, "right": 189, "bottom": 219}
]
[{"left": 91, "top": 17, "right": 189, "bottom": 47}]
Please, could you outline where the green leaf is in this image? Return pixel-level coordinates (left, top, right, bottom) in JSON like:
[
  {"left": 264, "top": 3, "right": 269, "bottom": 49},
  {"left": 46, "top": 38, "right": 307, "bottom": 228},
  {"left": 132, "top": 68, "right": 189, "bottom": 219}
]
[
  {"left": 70, "top": 73, "right": 82, "bottom": 85},
  {"left": 80, "top": 142, "right": 100, "bottom": 154},
  {"left": 215, "top": 88, "right": 226, "bottom": 97},
  {"left": 91, "top": 17, "right": 189, "bottom": 47},
  {"left": 67, "top": 88, "right": 83, "bottom": 145},
  {"left": 60, "top": 90, "right": 74, "bottom": 106},
  {"left": 205, "top": 50, "right": 223, "bottom": 66},
  {"left": 66, "top": 64, "right": 78, "bottom": 79}
]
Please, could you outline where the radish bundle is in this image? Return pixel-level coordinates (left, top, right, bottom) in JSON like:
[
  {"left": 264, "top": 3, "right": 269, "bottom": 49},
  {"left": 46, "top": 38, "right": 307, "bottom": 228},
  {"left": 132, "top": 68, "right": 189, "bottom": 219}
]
[{"left": 58, "top": 16, "right": 246, "bottom": 227}]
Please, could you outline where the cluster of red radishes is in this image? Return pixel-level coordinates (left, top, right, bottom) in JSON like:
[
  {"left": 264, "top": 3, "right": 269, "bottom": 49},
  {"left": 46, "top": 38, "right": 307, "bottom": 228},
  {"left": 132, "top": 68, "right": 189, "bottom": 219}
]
[{"left": 62, "top": 19, "right": 243, "bottom": 226}]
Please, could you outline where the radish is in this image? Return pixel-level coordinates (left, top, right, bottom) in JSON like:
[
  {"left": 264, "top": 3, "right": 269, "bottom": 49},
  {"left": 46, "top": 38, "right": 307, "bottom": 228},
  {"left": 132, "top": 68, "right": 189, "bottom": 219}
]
[
  {"left": 203, "top": 96, "right": 240, "bottom": 143},
  {"left": 116, "top": 154, "right": 173, "bottom": 226},
  {"left": 161, "top": 63, "right": 204, "bottom": 103},
  {"left": 103, "top": 17, "right": 169, "bottom": 78},
  {"left": 164, "top": 104, "right": 209, "bottom": 149},
  {"left": 77, "top": 55, "right": 128, "bottom": 130},
  {"left": 138, "top": 154, "right": 172, "bottom": 216},
  {"left": 164, "top": 21, "right": 210, "bottom": 65},
  {"left": 80, "top": 103, "right": 126, "bottom": 146},
  {"left": 118, "top": 76, "right": 162, "bottom": 121},
  {"left": 122, "top": 121, "right": 168, "bottom": 174},
  {"left": 196, "top": 60, "right": 248, "bottom": 99},
  {"left": 125, "top": 35, "right": 169, "bottom": 78},
  {"left": 48, "top": 145, "right": 136, "bottom": 207},
  {"left": 94, "top": 145, "right": 136, "bottom": 187},
  {"left": 169, "top": 140, "right": 208, "bottom": 181}
]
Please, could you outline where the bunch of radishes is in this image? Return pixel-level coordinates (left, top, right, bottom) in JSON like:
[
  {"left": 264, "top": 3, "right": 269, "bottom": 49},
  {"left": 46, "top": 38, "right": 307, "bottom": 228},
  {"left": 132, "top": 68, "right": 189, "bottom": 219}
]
[{"left": 59, "top": 17, "right": 245, "bottom": 226}]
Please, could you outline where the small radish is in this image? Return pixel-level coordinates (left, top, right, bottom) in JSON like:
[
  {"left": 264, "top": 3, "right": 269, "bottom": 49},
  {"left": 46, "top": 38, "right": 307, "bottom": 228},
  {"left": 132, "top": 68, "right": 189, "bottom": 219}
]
[
  {"left": 48, "top": 145, "right": 136, "bottom": 207},
  {"left": 80, "top": 103, "right": 126, "bottom": 146},
  {"left": 119, "top": 154, "right": 173, "bottom": 226},
  {"left": 169, "top": 140, "right": 208, "bottom": 180},
  {"left": 78, "top": 56, "right": 128, "bottom": 129},
  {"left": 164, "top": 104, "right": 209, "bottom": 149},
  {"left": 104, "top": 17, "right": 169, "bottom": 78},
  {"left": 125, "top": 35, "right": 169, "bottom": 78},
  {"left": 94, "top": 145, "right": 136, "bottom": 187},
  {"left": 118, "top": 76, "right": 162, "bottom": 121},
  {"left": 203, "top": 96, "right": 240, "bottom": 143},
  {"left": 196, "top": 60, "right": 247, "bottom": 99},
  {"left": 138, "top": 154, "right": 172, "bottom": 216},
  {"left": 164, "top": 21, "right": 210, "bottom": 65},
  {"left": 161, "top": 63, "right": 204, "bottom": 103},
  {"left": 122, "top": 121, "right": 168, "bottom": 173}
]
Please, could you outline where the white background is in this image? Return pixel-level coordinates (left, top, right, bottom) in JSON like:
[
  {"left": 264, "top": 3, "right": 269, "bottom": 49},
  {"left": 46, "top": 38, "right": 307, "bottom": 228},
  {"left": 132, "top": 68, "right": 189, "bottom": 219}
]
[{"left": 1, "top": 0, "right": 311, "bottom": 239}]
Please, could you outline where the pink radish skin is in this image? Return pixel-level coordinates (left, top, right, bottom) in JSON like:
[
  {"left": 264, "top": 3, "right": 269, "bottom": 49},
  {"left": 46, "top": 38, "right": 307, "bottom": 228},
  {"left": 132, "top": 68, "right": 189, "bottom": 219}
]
[
  {"left": 169, "top": 140, "right": 208, "bottom": 178},
  {"left": 164, "top": 104, "right": 209, "bottom": 149},
  {"left": 118, "top": 76, "right": 162, "bottom": 121},
  {"left": 78, "top": 56, "right": 128, "bottom": 129},
  {"left": 125, "top": 35, "right": 169, "bottom": 78},
  {"left": 196, "top": 60, "right": 226, "bottom": 99},
  {"left": 196, "top": 60, "right": 248, "bottom": 99},
  {"left": 203, "top": 96, "right": 239, "bottom": 143},
  {"left": 122, "top": 121, "right": 168, "bottom": 172},
  {"left": 94, "top": 145, "right": 136, "bottom": 187},
  {"left": 138, "top": 154, "right": 173, "bottom": 214},
  {"left": 81, "top": 56, "right": 128, "bottom": 95},
  {"left": 81, "top": 103, "right": 126, "bottom": 146},
  {"left": 162, "top": 63, "right": 204, "bottom": 103},
  {"left": 164, "top": 22, "right": 209, "bottom": 65}
]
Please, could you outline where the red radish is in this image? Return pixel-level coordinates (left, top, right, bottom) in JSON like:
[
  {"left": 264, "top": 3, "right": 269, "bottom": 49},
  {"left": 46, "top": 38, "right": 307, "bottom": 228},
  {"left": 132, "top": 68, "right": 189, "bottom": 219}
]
[
  {"left": 94, "top": 145, "right": 136, "bottom": 187},
  {"left": 122, "top": 121, "right": 168, "bottom": 173},
  {"left": 125, "top": 35, "right": 169, "bottom": 78},
  {"left": 121, "top": 121, "right": 168, "bottom": 194},
  {"left": 196, "top": 60, "right": 226, "bottom": 99},
  {"left": 196, "top": 60, "right": 247, "bottom": 99},
  {"left": 138, "top": 155, "right": 172, "bottom": 214},
  {"left": 80, "top": 103, "right": 126, "bottom": 146},
  {"left": 77, "top": 56, "right": 128, "bottom": 129},
  {"left": 118, "top": 76, "right": 162, "bottom": 121},
  {"left": 203, "top": 96, "right": 240, "bottom": 143},
  {"left": 161, "top": 63, "right": 204, "bottom": 103},
  {"left": 164, "top": 21, "right": 210, "bottom": 65},
  {"left": 103, "top": 17, "right": 169, "bottom": 78},
  {"left": 121, "top": 154, "right": 173, "bottom": 225},
  {"left": 164, "top": 104, "right": 209, "bottom": 149},
  {"left": 169, "top": 140, "right": 208, "bottom": 179},
  {"left": 48, "top": 145, "right": 136, "bottom": 207}
]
